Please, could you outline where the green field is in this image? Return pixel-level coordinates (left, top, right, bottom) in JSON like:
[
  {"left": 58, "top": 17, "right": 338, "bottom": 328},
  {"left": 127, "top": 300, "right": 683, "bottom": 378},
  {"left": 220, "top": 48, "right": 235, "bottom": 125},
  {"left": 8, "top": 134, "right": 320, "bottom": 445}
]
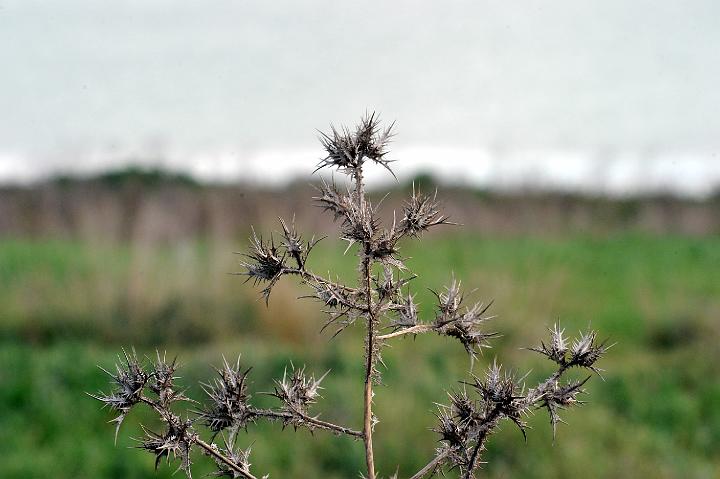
[{"left": 1, "top": 234, "right": 719, "bottom": 478}]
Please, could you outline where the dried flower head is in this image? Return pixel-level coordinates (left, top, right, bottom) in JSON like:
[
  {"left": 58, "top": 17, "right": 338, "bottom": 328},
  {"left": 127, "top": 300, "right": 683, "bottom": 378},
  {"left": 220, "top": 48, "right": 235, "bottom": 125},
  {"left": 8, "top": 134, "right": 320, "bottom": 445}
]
[
  {"left": 537, "top": 376, "right": 590, "bottom": 438},
  {"left": 530, "top": 325, "right": 611, "bottom": 375},
  {"left": 210, "top": 437, "right": 257, "bottom": 479},
  {"left": 317, "top": 112, "right": 395, "bottom": 177},
  {"left": 278, "top": 216, "right": 322, "bottom": 270},
  {"left": 529, "top": 323, "right": 568, "bottom": 365},
  {"left": 270, "top": 365, "right": 328, "bottom": 417},
  {"left": 90, "top": 348, "right": 148, "bottom": 441},
  {"left": 570, "top": 330, "right": 610, "bottom": 374},
  {"left": 137, "top": 421, "right": 194, "bottom": 476},
  {"left": 238, "top": 230, "right": 285, "bottom": 302},
  {"left": 313, "top": 178, "right": 354, "bottom": 224},
  {"left": 149, "top": 351, "right": 189, "bottom": 407},
  {"left": 431, "top": 280, "right": 499, "bottom": 356},
  {"left": 469, "top": 361, "right": 529, "bottom": 436},
  {"left": 390, "top": 292, "right": 419, "bottom": 329},
  {"left": 400, "top": 186, "right": 452, "bottom": 237},
  {"left": 199, "top": 357, "right": 254, "bottom": 434}
]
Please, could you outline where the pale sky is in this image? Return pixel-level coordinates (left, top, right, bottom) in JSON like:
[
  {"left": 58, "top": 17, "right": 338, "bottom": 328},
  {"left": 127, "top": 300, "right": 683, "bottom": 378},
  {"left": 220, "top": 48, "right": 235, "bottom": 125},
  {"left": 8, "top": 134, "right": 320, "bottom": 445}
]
[{"left": 0, "top": 0, "right": 718, "bottom": 194}]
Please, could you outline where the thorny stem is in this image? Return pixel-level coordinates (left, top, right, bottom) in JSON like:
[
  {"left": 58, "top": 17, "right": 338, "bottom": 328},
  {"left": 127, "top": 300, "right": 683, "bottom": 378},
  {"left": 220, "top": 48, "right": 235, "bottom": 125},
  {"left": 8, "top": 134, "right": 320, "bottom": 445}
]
[
  {"left": 408, "top": 449, "right": 452, "bottom": 479},
  {"left": 463, "top": 406, "right": 502, "bottom": 479},
  {"left": 363, "top": 256, "right": 377, "bottom": 479},
  {"left": 355, "top": 166, "right": 377, "bottom": 479},
  {"left": 251, "top": 408, "right": 363, "bottom": 438},
  {"left": 195, "top": 439, "right": 258, "bottom": 479}
]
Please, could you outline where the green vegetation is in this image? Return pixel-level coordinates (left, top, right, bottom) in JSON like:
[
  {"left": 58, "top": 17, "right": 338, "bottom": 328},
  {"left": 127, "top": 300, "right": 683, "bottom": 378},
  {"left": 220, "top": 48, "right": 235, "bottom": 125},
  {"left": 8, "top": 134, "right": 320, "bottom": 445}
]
[{"left": 1, "top": 234, "right": 718, "bottom": 478}]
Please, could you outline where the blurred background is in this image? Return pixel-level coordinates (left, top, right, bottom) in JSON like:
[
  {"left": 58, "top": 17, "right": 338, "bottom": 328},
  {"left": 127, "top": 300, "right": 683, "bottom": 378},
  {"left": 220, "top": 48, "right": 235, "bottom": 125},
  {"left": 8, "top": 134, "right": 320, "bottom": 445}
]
[{"left": 1, "top": 1, "right": 719, "bottom": 478}]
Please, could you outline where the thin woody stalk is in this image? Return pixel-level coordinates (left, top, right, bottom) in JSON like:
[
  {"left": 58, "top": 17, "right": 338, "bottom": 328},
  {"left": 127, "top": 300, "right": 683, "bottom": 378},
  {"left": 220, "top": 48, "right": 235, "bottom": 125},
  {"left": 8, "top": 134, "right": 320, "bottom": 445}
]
[
  {"left": 377, "top": 324, "right": 432, "bottom": 340},
  {"left": 355, "top": 165, "right": 377, "bottom": 479},
  {"left": 362, "top": 254, "right": 377, "bottom": 479}
]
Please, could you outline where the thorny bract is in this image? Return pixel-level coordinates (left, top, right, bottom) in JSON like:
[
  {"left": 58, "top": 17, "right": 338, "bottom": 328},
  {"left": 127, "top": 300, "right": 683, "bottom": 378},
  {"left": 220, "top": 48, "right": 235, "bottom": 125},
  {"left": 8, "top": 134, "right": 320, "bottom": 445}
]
[{"left": 93, "top": 114, "right": 610, "bottom": 479}]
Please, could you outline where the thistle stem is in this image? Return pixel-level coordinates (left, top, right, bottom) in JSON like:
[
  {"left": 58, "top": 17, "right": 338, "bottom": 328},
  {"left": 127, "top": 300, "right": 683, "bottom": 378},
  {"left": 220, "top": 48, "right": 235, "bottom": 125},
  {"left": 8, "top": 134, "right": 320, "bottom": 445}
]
[
  {"left": 363, "top": 256, "right": 377, "bottom": 479},
  {"left": 463, "top": 406, "right": 502, "bottom": 479},
  {"left": 408, "top": 449, "right": 452, "bottom": 479},
  {"left": 355, "top": 165, "right": 377, "bottom": 479}
]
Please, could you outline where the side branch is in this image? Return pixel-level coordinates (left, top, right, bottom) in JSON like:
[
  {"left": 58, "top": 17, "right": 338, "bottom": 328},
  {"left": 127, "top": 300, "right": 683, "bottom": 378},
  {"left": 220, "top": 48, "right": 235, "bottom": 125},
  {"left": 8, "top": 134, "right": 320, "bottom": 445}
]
[
  {"left": 251, "top": 408, "right": 363, "bottom": 438},
  {"left": 409, "top": 449, "right": 452, "bottom": 479},
  {"left": 377, "top": 324, "right": 432, "bottom": 341},
  {"left": 196, "top": 439, "right": 259, "bottom": 479},
  {"left": 282, "top": 267, "right": 359, "bottom": 294}
]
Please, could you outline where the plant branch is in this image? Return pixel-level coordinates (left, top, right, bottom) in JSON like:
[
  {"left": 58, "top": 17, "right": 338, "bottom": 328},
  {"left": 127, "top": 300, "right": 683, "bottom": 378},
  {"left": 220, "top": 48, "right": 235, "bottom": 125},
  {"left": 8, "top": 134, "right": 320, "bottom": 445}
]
[
  {"left": 282, "top": 267, "right": 359, "bottom": 294},
  {"left": 408, "top": 448, "right": 452, "bottom": 479},
  {"left": 251, "top": 408, "right": 363, "bottom": 438},
  {"left": 377, "top": 324, "right": 433, "bottom": 340},
  {"left": 463, "top": 406, "right": 502, "bottom": 479},
  {"left": 195, "top": 438, "right": 258, "bottom": 479}
]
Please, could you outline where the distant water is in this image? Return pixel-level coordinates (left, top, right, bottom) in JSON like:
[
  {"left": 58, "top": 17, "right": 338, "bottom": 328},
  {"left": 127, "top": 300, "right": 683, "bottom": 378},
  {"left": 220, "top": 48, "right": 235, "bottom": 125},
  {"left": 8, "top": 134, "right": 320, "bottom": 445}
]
[{"left": 1, "top": 148, "right": 718, "bottom": 198}]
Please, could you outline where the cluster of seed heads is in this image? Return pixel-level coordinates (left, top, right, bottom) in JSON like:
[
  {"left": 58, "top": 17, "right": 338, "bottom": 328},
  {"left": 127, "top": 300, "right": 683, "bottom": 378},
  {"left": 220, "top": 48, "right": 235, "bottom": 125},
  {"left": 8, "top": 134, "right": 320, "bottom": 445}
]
[
  {"left": 92, "top": 349, "right": 349, "bottom": 479},
  {"left": 94, "top": 114, "right": 608, "bottom": 479},
  {"left": 428, "top": 324, "right": 610, "bottom": 478}
]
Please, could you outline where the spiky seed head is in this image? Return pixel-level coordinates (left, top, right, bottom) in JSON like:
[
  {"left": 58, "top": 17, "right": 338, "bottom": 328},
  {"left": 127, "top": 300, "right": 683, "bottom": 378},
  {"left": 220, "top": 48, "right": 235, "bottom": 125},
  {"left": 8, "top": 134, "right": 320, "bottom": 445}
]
[
  {"left": 431, "top": 282, "right": 499, "bottom": 356},
  {"left": 400, "top": 186, "right": 451, "bottom": 237},
  {"left": 390, "top": 293, "right": 419, "bottom": 329},
  {"left": 313, "top": 178, "right": 354, "bottom": 223},
  {"left": 279, "top": 217, "right": 304, "bottom": 263},
  {"left": 447, "top": 389, "right": 479, "bottom": 427},
  {"left": 434, "top": 409, "right": 468, "bottom": 448},
  {"left": 529, "top": 323, "right": 569, "bottom": 366},
  {"left": 211, "top": 438, "right": 255, "bottom": 478},
  {"left": 270, "top": 365, "right": 329, "bottom": 422},
  {"left": 570, "top": 330, "right": 610, "bottom": 373},
  {"left": 137, "top": 421, "right": 194, "bottom": 477},
  {"left": 468, "top": 361, "right": 529, "bottom": 438},
  {"left": 199, "top": 357, "right": 254, "bottom": 434},
  {"left": 316, "top": 113, "right": 395, "bottom": 178},
  {"left": 537, "top": 376, "right": 590, "bottom": 438},
  {"left": 239, "top": 230, "right": 286, "bottom": 302},
  {"left": 90, "top": 348, "right": 148, "bottom": 442},
  {"left": 148, "top": 351, "right": 189, "bottom": 407},
  {"left": 433, "top": 279, "right": 464, "bottom": 320}
]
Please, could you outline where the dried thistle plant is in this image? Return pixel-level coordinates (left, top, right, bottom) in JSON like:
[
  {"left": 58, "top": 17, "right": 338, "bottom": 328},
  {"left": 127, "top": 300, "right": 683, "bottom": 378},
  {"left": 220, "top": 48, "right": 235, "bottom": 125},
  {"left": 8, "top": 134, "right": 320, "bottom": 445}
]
[{"left": 93, "top": 113, "right": 609, "bottom": 478}]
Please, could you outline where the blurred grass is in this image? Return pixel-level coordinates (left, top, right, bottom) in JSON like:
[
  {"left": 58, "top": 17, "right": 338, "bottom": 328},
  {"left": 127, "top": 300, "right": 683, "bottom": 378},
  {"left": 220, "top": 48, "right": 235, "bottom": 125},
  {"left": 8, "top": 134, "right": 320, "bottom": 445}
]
[{"left": 1, "top": 233, "right": 719, "bottom": 478}]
